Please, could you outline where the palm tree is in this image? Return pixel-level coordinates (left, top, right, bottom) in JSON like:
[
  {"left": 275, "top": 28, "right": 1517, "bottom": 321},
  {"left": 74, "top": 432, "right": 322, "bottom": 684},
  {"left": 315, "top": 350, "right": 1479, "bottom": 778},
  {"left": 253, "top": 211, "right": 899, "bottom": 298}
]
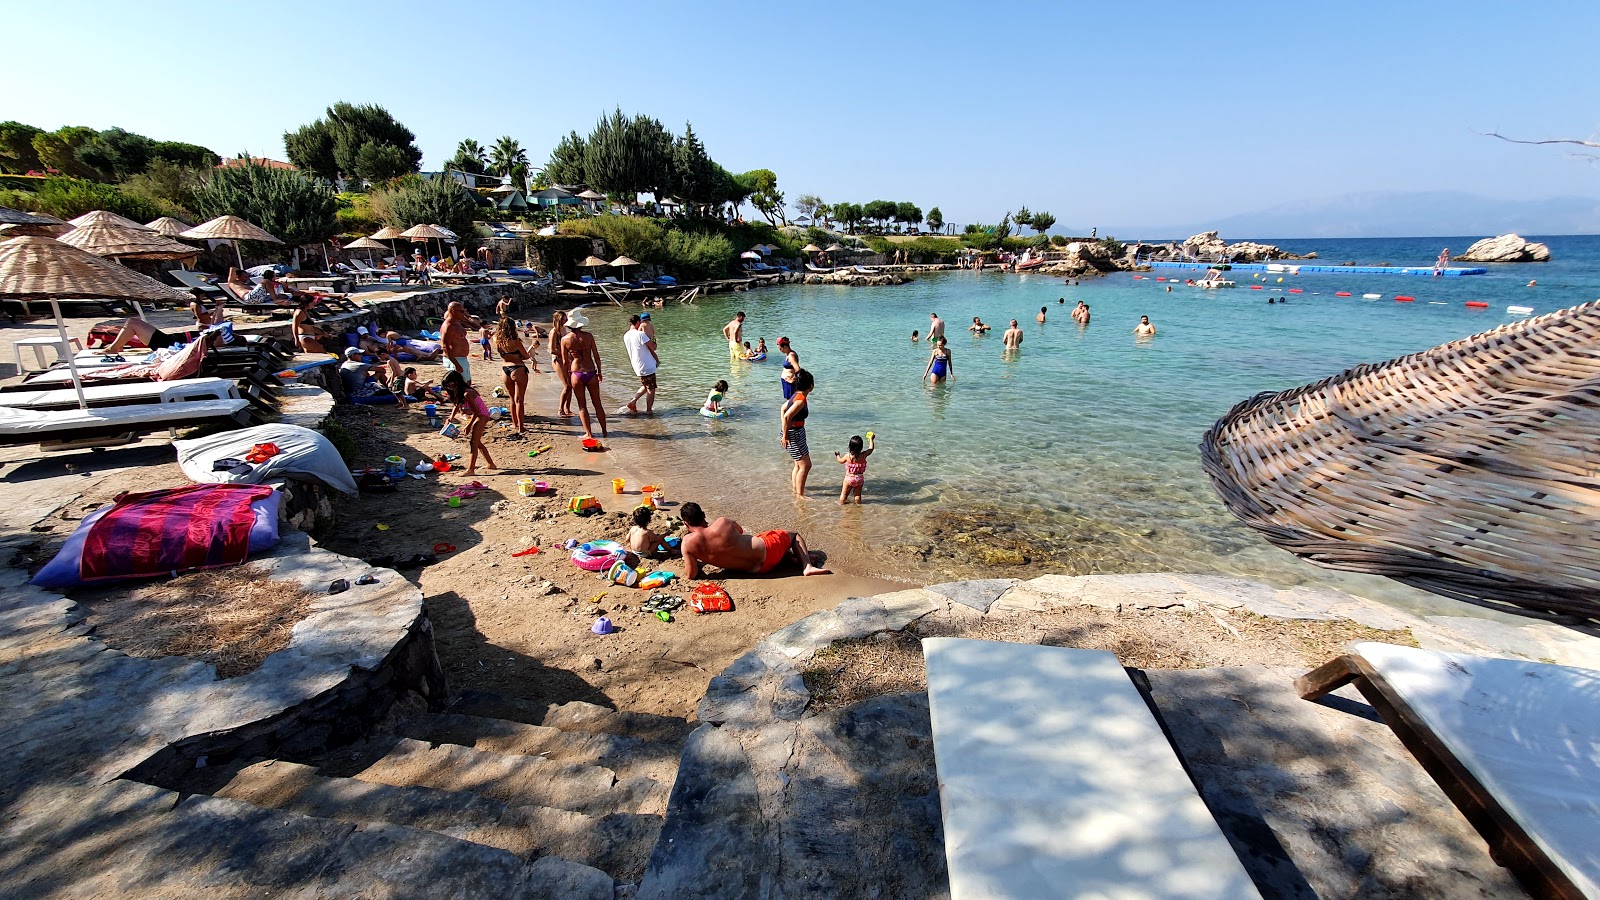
[
  {"left": 490, "top": 136, "right": 529, "bottom": 182},
  {"left": 454, "top": 138, "right": 488, "bottom": 173}
]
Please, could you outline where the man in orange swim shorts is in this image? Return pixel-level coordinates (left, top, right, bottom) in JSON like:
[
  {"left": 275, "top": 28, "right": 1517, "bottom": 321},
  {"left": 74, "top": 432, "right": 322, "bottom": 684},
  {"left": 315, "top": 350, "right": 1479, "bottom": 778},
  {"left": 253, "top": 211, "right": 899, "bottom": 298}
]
[{"left": 679, "top": 502, "right": 832, "bottom": 578}]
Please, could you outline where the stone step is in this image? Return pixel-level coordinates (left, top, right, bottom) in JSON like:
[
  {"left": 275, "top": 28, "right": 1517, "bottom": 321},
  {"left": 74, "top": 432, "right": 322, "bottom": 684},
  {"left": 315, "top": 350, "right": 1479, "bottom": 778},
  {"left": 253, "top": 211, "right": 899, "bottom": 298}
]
[
  {"left": 450, "top": 690, "right": 695, "bottom": 744},
  {"left": 394, "top": 711, "right": 682, "bottom": 785},
  {"left": 347, "top": 736, "right": 671, "bottom": 817},
  {"left": 215, "top": 759, "right": 662, "bottom": 881}
]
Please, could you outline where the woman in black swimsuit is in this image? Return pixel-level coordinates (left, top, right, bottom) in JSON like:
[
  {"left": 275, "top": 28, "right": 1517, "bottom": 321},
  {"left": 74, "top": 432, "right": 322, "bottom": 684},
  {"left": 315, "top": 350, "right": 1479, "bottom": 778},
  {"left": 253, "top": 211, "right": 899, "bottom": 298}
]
[{"left": 494, "top": 316, "right": 532, "bottom": 433}]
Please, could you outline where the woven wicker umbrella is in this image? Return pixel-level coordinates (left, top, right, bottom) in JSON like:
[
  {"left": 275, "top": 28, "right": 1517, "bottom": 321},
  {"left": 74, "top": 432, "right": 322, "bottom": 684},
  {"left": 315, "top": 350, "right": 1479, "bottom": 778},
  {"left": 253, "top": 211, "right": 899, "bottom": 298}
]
[
  {"left": 180, "top": 215, "right": 283, "bottom": 270},
  {"left": 69, "top": 209, "right": 146, "bottom": 229},
  {"left": 145, "top": 216, "right": 195, "bottom": 237},
  {"left": 0, "top": 222, "right": 72, "bottom": 238},
  {"left": 609, "top": 255, "right": 641, "bottom": 281},
  {"left": 801, "top": 243, "right": 823, "bottom": 253},
  {"left": 59, "top": 220, "right": 200, "bottom": 262},
  {"left": 1201, "top": 299, "right": 1600, "bottom": 623},
  {"left": 370, "top": 225, "right": 404, "bottom": 260},
  {"left": 0, "top": 235, "right": 189, "bottom": 409},
  {"left": 578, "top": 255, "right": 610, "bottom": 281},
  {"left": 400, "top": 223, "right": 451, "bottom": 262}
]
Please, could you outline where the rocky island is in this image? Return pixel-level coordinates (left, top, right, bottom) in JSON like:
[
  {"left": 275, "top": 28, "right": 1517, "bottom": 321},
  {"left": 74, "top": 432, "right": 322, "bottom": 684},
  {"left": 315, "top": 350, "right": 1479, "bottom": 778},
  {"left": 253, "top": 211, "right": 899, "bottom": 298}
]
[{"left": 1454, "top": 233, "right": 1551, "bottom": 263}]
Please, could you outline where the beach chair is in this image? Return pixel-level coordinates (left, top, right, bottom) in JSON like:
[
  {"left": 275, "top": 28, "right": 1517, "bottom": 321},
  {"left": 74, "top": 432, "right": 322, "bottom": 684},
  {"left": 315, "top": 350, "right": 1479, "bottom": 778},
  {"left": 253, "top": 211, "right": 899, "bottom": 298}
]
[
  {"left": 0, "top": 398, "right": 252, "bottom": 449},
  {"left": 0, "top": 377, "right": 241, "bottom": 410},
  {"left": 924, "top": 638, "right": 1262, "bottom": 900},
  {"left": 169, "top": 269, "right": 226, "bottom": 298},
  {"left": 1300, "top": 643, "right": 1600, "bottom": 900}
]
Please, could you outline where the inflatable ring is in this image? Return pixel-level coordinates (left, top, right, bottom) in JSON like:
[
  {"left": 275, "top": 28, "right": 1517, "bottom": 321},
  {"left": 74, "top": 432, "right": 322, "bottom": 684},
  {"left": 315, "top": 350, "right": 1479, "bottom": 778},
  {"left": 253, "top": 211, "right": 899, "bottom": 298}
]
[
  {"left": 700, "top": 406, "right": 728, "bottom": 418},
  {"left": 571, "top": 539, "right": 626, "bottom": 572}
]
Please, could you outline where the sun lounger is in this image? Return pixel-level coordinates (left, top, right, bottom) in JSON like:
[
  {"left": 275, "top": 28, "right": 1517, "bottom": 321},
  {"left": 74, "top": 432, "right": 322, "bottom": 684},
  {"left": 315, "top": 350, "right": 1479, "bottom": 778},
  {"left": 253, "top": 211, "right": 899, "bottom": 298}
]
[
  {"left": 0, "top": 378, "right": 240, "bottom": 410},
  {"left": 924, "top": 638, "right": 1261, "bottom": 900},
  {"left": 1299, "top": 643, "right": 1600, "bottom": 900},
  {"left": 0, "top": 398, "right": 252, "bottom": 448},
  {"left": 169, "top": 269, "right": 226, "bottom": 297}
]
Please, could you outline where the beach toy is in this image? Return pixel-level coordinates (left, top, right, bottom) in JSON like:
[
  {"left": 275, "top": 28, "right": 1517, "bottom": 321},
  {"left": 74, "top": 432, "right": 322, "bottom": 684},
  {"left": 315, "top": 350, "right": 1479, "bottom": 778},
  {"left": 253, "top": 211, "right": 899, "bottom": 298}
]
[
  {"left": 441, "top": 422, "right": 460, "bottom": 439},
  {"left": 700, "top": 406, "right": 728, "bottom": 418},
  {"left": 414, "top": 461, "right": 432, "bottom": 473},
  {"left": 639, "top": 570, "right": 675, "bottom": 590},
  {"left": 572, "top": 539, "right": 626, "bottom": 572},
  {"left": 581, "top": 437, "right": 605, "bottom": 452},
  {"left": 518, "top": 479, "right": 538, "bottom": 497},
  {"left": 384, "top": 455, "right": 406, "bottom": 479},
  {"left": 424, "top": 403, "right": 438, "bottom": 427},
  {"left": 655, "top": 610, "right": 672, "bottom": 622},
  {"left": 1249, "top": 285, "right": 1262, "bottom": 290},
  {"left": 605, "top": 560, "right": 640, "bottom": 587},
  {"left": 612, "top": 478, "right": 626, "bottom": 494},
  {"left": 448, "top": 496, "right": 461, "bottom": 508},
  {"left": 433, "top": 543, "right": 456, "bottom": 554},
  {"left": 866, "top": 431, "right": 875, "bottom": 441},
  {"left": 591, "top": 616, "right": 615, "bottom": 635},
  {"left": 563, "top": 539, "right": 580, "bottom": 550},
  {"left": 1465, "top": 301, "right": 1489, "bottom": 309},
  {"left": 433, "top": 459, "right": 451, "bottom": 473},
  {"left": 568, "top": 495, "right": 601, "bottom": 514},
  {"left": 527, "top": 444, "right": 553, "bottom": 458},
  {"left": 690, "top": 583, "right": 733, "bottom": 614},
  {"left": 512, "top": 545, "right": 541, "bottom": 557}
]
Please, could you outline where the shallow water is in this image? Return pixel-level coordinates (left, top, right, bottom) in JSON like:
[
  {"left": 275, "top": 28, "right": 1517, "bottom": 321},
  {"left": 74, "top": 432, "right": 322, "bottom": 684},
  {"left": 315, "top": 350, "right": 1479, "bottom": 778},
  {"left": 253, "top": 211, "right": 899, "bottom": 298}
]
[{"left": 571, "top": 235, "right": 1600, "bottom": 618}]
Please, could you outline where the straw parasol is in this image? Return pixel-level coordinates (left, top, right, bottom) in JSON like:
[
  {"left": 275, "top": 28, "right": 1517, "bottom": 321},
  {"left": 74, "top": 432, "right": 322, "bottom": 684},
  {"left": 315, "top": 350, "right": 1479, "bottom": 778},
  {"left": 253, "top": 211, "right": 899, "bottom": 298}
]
[
  {"left": 1, "top": 206, "right": 56, "bottom": 226},
  {"left": 579, "top": 255, "right": 610, "bottom": 281},
  {"left": 344, "top": 236, "right": 388, "bottom": 265},
  {"left": 0, "top": 236, "right": 190, "bottom": 410},
  {"left": 59, "top": 220, "right": 201, "bottom": 262},
  {"left": 0, "top": 222, "right": 72, "bottom": 238},
  {"left": 145, "top": 216, "right": 195, "bottom": 237},
  {"left": 400, "top": 223, "right": 451, "bottom": 261},
  {"left": 69, "top": 209, "right": 145, "bottom": 229},
  {"left": 180, "top": 215, "right": 283, "bottom": 269},
  {"left": 370, "top": 225, "right": 404, "bottom": 259},
  {"left": 801, "top": 243, "right": 823, "bottom": 253},
  {"left": 1200, "top": 298, "right": 1600, "bottom": 623},
  {"left": 609, "top": 255, "right": 640, "bottom": 281},
  {"left": 824, "top": 243, "right": 845, "bottom": 252},
  {"left": 740, "top": 250, "right": 762, "bottom": 259},
  {"left": 577, "top": 189, "right": 605, "bottom": 201}
]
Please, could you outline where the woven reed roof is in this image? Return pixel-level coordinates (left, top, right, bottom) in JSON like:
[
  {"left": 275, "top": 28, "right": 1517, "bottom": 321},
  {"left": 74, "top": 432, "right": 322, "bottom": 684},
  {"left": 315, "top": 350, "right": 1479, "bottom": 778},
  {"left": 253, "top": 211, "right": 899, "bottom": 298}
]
[
  {"left": 69, "top": 210, "right": 145, "bottom": 229},
  {"left": 609, "top": 256, "right": 641, "bottom": 267},
  {"left": 1200, "top": 300, "right": 1600, "bottom": 622},
  {"left": 344, "top": 236, "right": 388, "bottom": 250},
  {"left": 400, "top": 223, "right": 450, "bottom": 240},
  {"left": 370, "top": 225, "right": 404, "bottom": 240},
  {"left": 145, "top": 216, "right": 195, "bottom": 237},
  {"left": 58, "top": 220, "right": 200, "bottom": 260},
  {"left": 181, "top": 215, "right": 282, "bottom": 243},
  {"left": 0, "top": 222, "right": 73, "bottom": 238},
  {"left": 578, "top": 256, "right": 610, "bottom": 268},
  {"left": 0, "top": 236, "right": 190, "bottom": 302}
]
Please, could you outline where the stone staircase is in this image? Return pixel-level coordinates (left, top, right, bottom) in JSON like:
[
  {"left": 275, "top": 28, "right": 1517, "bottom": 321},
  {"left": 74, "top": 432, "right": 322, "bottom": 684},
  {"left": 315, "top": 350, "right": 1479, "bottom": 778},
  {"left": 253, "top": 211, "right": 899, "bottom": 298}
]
[{"left": 180, "top": 691, "right": 692, "bottom": 896}]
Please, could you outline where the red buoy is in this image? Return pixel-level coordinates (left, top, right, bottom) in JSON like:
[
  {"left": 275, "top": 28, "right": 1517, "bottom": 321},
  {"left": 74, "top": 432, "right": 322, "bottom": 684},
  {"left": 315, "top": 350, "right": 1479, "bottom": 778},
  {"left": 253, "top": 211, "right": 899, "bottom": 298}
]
[
  {"left": 1465, "top": 301, "right": 1489, "bottom": 308},
  {"left": 1395, "top": 295, "right": 1415, "bottom": 302},
  {"left": 1249, "top": 285, "right": 1263, "bottom": 290},
  {"left": 1335, "top": 291, "right": 1352, "bottom": 297},
  {"left": 1288, "top": 288, "right": 1303, "bottom": 294}
]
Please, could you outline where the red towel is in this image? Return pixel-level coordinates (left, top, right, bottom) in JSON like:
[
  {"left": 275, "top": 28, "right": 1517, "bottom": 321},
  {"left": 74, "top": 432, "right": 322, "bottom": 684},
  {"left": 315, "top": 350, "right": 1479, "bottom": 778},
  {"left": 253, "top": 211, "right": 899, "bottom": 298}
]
[{"left": 80, "top": 484, "right": 274, "bottom": 583}]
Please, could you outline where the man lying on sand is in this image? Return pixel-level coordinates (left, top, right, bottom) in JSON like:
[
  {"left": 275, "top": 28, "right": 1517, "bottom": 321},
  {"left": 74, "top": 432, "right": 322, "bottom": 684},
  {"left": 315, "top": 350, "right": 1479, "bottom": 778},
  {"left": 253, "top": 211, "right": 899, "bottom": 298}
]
[{"left": 680, "top": 502, "right": 831, "bottom": 577}]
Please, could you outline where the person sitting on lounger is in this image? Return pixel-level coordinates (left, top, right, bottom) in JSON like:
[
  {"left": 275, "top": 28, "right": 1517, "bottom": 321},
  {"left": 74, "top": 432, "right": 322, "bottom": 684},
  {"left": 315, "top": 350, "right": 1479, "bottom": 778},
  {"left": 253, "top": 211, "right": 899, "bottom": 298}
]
[
  {"left": 190, "top": 295, "right": 227, "bottom": 328},
  {"left": 243, "top": 270, "right": 302, "bottom": 307}
]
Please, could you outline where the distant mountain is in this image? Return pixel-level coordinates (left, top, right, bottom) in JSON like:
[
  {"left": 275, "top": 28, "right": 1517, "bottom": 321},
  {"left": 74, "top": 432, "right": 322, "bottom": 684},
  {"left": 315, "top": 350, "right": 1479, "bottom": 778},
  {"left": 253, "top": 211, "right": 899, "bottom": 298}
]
[{"left": 1117, "top": 191, "right": 1600, "bottom": 239}]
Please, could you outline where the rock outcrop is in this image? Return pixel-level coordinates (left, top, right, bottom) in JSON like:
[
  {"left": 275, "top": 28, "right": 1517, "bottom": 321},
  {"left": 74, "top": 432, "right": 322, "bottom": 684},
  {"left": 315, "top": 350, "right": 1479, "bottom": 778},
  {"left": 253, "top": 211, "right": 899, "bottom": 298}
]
[
  {"left": 1455, "top": 233, "right": 1551, "bottom": 263},
  {"left": 802, "top": 271, "right": 908, "bottom": 286},
  {"left": 1134, "top": 232, "right": 1307, "bottom": 263}
]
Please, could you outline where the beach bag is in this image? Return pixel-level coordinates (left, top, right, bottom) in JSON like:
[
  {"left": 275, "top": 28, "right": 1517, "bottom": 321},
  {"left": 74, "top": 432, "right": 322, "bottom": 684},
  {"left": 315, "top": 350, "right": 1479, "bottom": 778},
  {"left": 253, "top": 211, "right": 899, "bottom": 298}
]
[{"left": 690, "top": 583, "right": 733, "bottom": 614}]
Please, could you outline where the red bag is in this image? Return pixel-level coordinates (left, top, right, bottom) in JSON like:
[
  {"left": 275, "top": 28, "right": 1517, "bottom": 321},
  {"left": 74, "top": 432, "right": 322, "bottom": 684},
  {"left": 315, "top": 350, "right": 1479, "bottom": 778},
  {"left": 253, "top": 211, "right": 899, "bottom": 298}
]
[{"left": 690, "top": 583, "right": 733, "bottom": 614}]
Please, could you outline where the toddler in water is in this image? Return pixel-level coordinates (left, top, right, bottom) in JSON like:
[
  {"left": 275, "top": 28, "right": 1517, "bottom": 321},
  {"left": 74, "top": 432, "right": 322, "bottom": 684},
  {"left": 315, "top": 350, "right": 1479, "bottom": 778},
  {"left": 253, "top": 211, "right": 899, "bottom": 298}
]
[
  {"left": 702, "top": 380, "right": 729, "bottom": 415},
  {"left": 626, "top": 506, "right": 678, "bottom": 559},
  {"left": 834, "top": 432, "right": 877, "bottom": 504}
]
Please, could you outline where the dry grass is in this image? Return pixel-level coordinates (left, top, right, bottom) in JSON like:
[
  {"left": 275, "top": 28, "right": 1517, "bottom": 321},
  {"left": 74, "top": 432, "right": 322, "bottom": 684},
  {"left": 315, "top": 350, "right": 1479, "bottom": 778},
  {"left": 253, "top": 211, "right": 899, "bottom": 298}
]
[
  {"left": 802, "top": 605, "right": 1417, "bottom": 710},
  {"left": 75, "top": 566, "right": 314, "bottom": 679}
]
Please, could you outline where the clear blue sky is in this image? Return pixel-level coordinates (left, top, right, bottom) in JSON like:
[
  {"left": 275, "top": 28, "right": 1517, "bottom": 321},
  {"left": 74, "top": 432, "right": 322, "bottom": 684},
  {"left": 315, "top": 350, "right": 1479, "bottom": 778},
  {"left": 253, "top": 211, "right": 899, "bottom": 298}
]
[{"left": 7, "top": 0, "right": 1598, "bottom": 235}]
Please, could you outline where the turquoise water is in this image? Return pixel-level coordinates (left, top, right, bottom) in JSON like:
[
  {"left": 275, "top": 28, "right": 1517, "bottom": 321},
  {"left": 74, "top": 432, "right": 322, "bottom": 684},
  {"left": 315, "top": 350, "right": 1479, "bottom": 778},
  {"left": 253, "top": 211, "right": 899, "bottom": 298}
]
[{"left": 575, "top": 235, "right": 1600, "bottom": 616}]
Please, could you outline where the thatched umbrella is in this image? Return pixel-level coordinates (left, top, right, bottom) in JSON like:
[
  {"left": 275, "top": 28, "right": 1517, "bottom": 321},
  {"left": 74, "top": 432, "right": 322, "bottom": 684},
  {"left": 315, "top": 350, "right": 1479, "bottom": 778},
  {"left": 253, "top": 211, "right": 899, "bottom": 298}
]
[
  {"left": 400, "top": 223, "right": 451, "bottom": 262},
  {"left": 145, "top": 216, "right": 195, "bottom": 237},
  {"left": 370, "top": 225, "right": 404, "bottom": 260},
  {"left": 69, "top": 209, "right": 146, "bottom": 229},
  {"left": 0, "top": 236, "right": 190, "bottom": 410},
  {"left": 59, "top": 220, "right": 200, "bottom": 262},
  {"left": 579, "top": 255, "right": 610, "bottom": 281},
  {"left": 0, "top": 222, "right": 71, "bottom": 238},
  {"left": 180, "top": 215, "right": 283, "bottom": 270},
  {"left": 0, "top": 206, "right": 59, "bottom": 227},
  {"left": 801, "top": 243, "right": 823, "bottom": 253},
  {"left": 609, "top": 255, "right": 641, "bottom": 281},
  {"left": 344, "top": 235, "right": 388, "bottom": 265}
]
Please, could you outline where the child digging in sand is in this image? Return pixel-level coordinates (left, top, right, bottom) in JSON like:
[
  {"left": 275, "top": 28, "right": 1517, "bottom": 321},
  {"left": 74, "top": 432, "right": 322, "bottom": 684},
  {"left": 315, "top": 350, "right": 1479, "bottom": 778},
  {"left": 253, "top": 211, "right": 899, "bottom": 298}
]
[
  {"left": 835, "top": 432, "right": 876, "bottom": 504},
  {"left": 441, "top": 370, "right": 496, "bottom": 477},
  {"left": 626, "top": 506, "right": 678, "bottom": 559}
]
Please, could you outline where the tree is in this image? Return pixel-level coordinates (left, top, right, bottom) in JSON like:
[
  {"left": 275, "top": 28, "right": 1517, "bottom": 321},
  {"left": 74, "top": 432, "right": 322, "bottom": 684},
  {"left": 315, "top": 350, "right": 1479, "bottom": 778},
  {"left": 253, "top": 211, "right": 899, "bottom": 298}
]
[
  {"left": 545, "top": 131, "right": 587, "bottom": 186},
  {"left": 379, "top": 176, "right": 480, "bottom": 249},
  {"left": 448, "top": 138, "right": 489, "bottom": 175},
  {"left": 0, "top": 121, "right": 44, "bottom": 173},
  {"left": 353, "top": 141, "right": 415, "bottom": 182},
  {"left": 895, "top": 201, "right": 923, "bottom": 232},
  {"left": 834, "top": 202, "right": 864, "bottom": 233},
  {"left": 862, "top": 199, "right": 896, "bottom": 231},
  {"left": 739, "top": 169, "right": 784, "bottom": 225},
  {"left": 32, "top": 127, "right": 101, "bottom": 179},
  {"left": 926, "top": 206, "right": 944, "bottom": 233},
  {"left": 490, "top": 136, "right": 528, "bottom": 181},
  {"left": 120, "top": 160, "right": 206, "bottom": 218},
  {"left": 75, "top": 128, "right": 154, "bottom": 181},
  {"left": 583, "top": 109, "right": 672, "bottom": 199},
  {"left": 193, "top": 161, "right": 339, "bottom": 250},
  {"left": 716, "top": 164, "right": 751, "bottom": 216},
  {"left": 150, "top": 141, "right": 218, "bottom": 169},
  {"left": 671, "top": 123, "right": 719, "bottom": 209},
  {"left": 1029, "top": 210, "right": 1056, "bottom": 234},
  {"left": 996, "top": 211, "right": 1013, "bottom": 243},
  {"left": 794, "top": 193, "right": 825, "bottom": 223},
  {"left": 283, "top": 102, "right": 421, "bottom": 184},
  {"left": 1013, "top": 205, "right": 1033, "bottom": 233}
]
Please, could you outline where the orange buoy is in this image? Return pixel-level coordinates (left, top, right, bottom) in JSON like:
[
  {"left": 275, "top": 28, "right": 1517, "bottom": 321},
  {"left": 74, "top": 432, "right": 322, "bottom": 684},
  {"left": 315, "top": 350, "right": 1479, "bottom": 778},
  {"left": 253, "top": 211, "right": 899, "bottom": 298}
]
[
  {"left": 1132, "top": 275, "right": 1144, "bottom": 280},
  {"left": 1288, "top": 288, "right": 1303, "bottom": 294},
  {"left": 1465, "top": 301, "right": 1489, "bottom": 308},
  {"left": 1155, "top": 277, "right": 1166, "bottom": 281},
  {"left": 1249, "top": 285, "right": 1263, "bottom": 290},
  {"left": 1335, "top": 291, "right": 1351, "bottom": 297},
  {"left": 1395, "top": 295, "right": 1415, "bottom": 302}
]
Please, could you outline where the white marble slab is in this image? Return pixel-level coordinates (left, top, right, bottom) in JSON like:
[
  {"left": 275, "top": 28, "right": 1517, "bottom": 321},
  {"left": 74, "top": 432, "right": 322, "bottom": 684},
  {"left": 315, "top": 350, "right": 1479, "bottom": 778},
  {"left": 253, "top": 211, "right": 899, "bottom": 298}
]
[
  {"left": 924, "top": 638, "right": 1261, "bottom": 900},
  {"left": 1356, "top": 642, "right": 1600, "bottom": 898}
]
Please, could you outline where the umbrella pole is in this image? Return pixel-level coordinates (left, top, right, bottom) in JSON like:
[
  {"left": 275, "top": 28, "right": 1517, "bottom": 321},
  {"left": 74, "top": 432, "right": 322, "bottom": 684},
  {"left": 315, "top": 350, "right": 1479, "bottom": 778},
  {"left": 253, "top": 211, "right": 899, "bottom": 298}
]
[
  {"left": 50, "top": 299, "right": 88, "bottom": 411},
  {"left": 233, "top": 241, "right": 244, "bottom": 271}
]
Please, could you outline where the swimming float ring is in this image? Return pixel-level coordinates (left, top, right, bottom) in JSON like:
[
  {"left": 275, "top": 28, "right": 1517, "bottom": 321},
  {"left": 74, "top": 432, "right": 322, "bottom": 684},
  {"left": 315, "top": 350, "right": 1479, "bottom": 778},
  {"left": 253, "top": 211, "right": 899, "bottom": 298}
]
[
  {"left": 744, "top": 352, "right": 766, "bottom": 361},
  {"left": 700, "top": 406, "right": 728, "bottom": 418},
  {"left": 571, "top": 539, "right": 626, "bottom": 572}
]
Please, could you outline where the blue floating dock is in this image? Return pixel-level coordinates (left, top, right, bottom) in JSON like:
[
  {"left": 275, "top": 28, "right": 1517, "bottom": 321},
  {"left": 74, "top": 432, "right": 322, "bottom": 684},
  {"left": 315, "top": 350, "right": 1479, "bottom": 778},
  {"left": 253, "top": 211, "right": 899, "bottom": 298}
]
[{"left": 1141, "top": 261, "right": 1487, "bottom": 277}]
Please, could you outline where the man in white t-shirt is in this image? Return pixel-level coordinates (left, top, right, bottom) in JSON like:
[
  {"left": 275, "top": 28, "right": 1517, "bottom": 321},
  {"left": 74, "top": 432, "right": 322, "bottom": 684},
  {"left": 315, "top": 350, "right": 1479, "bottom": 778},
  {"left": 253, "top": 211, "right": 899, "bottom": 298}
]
[{"left": 620, "top": 313, "right": 659, "bottom": 415}]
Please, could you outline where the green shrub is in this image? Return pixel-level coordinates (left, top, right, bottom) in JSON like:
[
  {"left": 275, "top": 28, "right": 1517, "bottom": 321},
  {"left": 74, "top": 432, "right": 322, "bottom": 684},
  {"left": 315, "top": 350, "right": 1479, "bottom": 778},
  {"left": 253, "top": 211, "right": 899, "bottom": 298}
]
[
  {"left": 1097, "top": 236, "right": 1126, "bottom": 258},
  {"left": 320, "top": 420, "right": 358, "bottom": 464},
  {"left": 193, "top": 163, "right": 339, "bottom": 253},
  {"left": 1, "top": 176, "right": 170, "bottom": 222},
  {"left": 335, "top": 192, "right": 382, "bottom": 236},
  {"left": 370, "top": 176, "right": 479, "bottom": 250},
  {"left": 529, "top": 234, "right": 593, "bottom": 277},
  {"left": 0, "top": 174, "right": 45, "bottom": 191},
  {"left": 656, "top": 230, "right": 734, "bottom": 279},
  {"left": 118, "top": 161, "right": 205, "bottom": 219},
  {"left": 557, "top": 214, "right": 664, "bottom": 260}
]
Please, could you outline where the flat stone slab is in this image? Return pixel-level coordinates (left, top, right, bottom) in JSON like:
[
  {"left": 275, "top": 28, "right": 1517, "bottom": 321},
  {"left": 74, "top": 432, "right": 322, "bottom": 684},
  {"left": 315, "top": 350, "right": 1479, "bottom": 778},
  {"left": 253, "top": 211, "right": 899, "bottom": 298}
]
[
  {"left": 926, "top": 579, "right": 1016, "bottom": 613},
  {"left": 923, "top": 638, "right": 1261, "bottom": 900}
]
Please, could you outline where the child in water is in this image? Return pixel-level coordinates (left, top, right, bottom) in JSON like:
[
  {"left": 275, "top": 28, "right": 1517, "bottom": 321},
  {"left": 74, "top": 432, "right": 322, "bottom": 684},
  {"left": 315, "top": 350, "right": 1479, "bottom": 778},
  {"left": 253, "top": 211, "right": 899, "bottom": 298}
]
[
  {"left": 835, "top": 432, "right": 877, "bottom": 505},
  {"left": 911, "top": 329, "right": 920, "bottom": 342},
  {"left": 702, "top": 380, "right": 729, "bottom": 415},
  {"left": 626, "top": 505, "right": 678, "bottom": 558}
]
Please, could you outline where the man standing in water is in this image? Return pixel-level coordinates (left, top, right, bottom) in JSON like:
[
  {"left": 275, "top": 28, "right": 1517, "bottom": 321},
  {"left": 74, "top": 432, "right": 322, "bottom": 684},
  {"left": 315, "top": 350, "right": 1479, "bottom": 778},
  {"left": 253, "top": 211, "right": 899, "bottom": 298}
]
[
  {"left": 561, "top": 310, "right": 607, "bottom": 440},
  {"left": 1036, "top": 306, "right": 1048, "bottom": 324},
  {"left": 441, "top": 301, "right": 478, "bottom": 381},
  {"left": 619, "top": 314, "right": 659, "bottom": 415},
  {"left": 1003, "top": 319, "right": 1024, "bottom": 349},
  {"left": 722, "top": 311, "right": 745, "bottom": 357},
  {"left": 679, "top": 502, "right": 832, "bottom": 577},
  {"left": 1134, "top": 315, "right": 1157, "bottom": 337},
  {"left": 928, "top": 312, "right": 945, "bottom": 344}
]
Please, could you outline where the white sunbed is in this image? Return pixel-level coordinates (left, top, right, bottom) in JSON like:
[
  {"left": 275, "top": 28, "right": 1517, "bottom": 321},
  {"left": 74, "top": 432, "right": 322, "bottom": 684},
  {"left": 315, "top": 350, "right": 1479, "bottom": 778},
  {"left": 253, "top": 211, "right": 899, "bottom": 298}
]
[
  {"left": 1300, "top": 642, "right": 1600, "bottom": 900},
  {"left": 0, "top": 399, "right": 251, "bottom": 448},
  {"left": 0, "top": 378, "right": 239, "bottom": 410},
  {"left": 924, "top": 638, "right": 1262, "bottom": 900}
]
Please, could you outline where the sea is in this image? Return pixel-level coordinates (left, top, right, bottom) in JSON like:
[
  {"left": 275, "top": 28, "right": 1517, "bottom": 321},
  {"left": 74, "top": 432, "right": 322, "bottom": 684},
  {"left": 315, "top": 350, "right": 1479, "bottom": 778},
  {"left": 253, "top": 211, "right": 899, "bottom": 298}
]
[{"left": 571, "top": 235, "right": 1600, "bottom": 620}]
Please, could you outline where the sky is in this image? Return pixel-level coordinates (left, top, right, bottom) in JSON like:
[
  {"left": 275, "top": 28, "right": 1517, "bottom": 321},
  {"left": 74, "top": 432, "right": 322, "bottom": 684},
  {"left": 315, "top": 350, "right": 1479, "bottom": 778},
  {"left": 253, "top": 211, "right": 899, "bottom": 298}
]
[{"left": 6, "top": 0, "right": 1599, "bottom": 236}]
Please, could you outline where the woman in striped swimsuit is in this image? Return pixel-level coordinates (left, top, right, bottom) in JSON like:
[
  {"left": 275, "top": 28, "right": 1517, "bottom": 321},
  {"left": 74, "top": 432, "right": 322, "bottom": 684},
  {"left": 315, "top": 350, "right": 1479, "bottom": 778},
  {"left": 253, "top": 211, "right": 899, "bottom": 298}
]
[{"left": 780, "top": 368, "right": 815, "bottom": 497}]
